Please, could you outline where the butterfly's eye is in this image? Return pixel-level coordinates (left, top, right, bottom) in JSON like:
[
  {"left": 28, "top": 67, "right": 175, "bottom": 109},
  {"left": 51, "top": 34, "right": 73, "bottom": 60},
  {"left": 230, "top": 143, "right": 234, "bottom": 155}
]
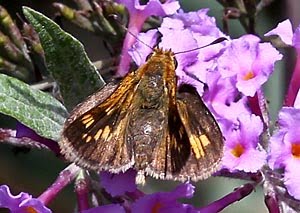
[
  {"left": 174, "top": 57, "right": 178, "bottom": 69},
  {"left": 146, "top": 52, "right": 153, "bottom": 61}
]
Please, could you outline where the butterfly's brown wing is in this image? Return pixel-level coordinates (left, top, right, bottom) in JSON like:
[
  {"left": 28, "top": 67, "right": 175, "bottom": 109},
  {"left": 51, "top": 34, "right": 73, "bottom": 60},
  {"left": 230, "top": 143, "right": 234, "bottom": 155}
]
[
  {"left": 144, "top": 108, "right": 190, "bottom": 180},
  {"left": 60, "top": 73, "right": 138, "bottom": 173},
  {"left": 173, "top": 84, "right": 223, "bottom": 181},
  {"left": 146, "top": 84, "right": 223, "bottom": 181}
]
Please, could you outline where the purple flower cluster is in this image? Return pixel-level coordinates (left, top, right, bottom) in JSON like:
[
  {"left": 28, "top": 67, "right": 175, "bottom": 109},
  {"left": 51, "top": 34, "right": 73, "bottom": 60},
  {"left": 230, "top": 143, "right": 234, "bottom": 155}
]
[
  {"left": 84, "top": 170, "right": 254, "bottom": 213},
  {"left": 268, "top": 106, "right": 300, "bottom": 199},
  {"left": 0, "top": 185, "right": 51, "bottom": 213},
  {"left": 115, "top": 0, "right": 180, "bottom": 76},
  {"left": 86, "top": 170, "right": 196, "bottom": 212},
  {"left": 119, "top": 0, "right": 300, "bottom": 206},
  {"left": 266, "top": 19, "right": 300, "bottom": 200}
]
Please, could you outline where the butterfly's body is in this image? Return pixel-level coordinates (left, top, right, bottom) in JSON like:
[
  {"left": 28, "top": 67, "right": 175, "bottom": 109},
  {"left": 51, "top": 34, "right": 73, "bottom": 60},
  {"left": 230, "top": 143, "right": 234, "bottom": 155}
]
[
  {"left": 128, "top": 50, "right": 176, "bottom": 173},
  {"left": 60, "top": 48, "right": 223, "bottom": 182}
]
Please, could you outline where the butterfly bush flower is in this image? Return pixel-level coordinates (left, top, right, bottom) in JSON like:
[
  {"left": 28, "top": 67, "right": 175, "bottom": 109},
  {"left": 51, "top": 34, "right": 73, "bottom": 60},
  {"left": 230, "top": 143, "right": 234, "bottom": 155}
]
[
  {"left": 129, "top": 29, "right": 160, "bottom": 66},
  {"left": 97, "top": 166, "right": 197, "bottom": 213},
  {"left": 222, "top": 113, "right": 266, "bottom": 172},
  {"left": 202, "top": 71, "right": 239, "bottom": 118},
  {"left": 265, "top": 19, "right": 300, "bottom": 106},
  {"left": 204, "top": 30, "right": 281, "bottom": 173},
  {"left": 268, "top": 102, "right": 300, "bottom": 199},
  {"left": 217, "top": 34, "right": 282, "bottom": 97},
  {"left": 115, "top": 0, "right": 180, "bottom": 76},
  {"left": 131, "top": 183, "right": 195, "bottom": 213},
  {"left": 264, "top": 19, "right": 300, "bottom": 200},
  {"left": 100, "top": 169, "right": 137, "bottom": 197},
  {"left": 0, "top": 185, "right": 51, "bottom": 213},
  {"left": 170, "top": 9, "right": 227, "bottom": 88},
  {"left": 15, "top": 122, "right": 60, "bottom": 154},
  {"left": 173, "top": 9, "right": 225, "bottom": 37},
  {"left": 203, "top": 77, "right": 266, "bottom": 172},
  {"left": 87, "top": 171, "right": 196, "bottom": 213}
]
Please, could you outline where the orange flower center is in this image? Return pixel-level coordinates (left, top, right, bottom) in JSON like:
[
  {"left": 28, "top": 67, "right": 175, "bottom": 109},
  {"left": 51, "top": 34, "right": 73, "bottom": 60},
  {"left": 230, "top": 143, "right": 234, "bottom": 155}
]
[
  {"left": 243, "top": 71, "right": 255, "bottom": 80},
  {"left": 25, "top": 206, "right": 38, "bottom": 213},
  {"left": 231, "top": 143, "right": 245, "bottom": 157},
  {"left": 291, "top": 143, "right": 300, "bottom": 158},
  {"left": 152, "top": 202, "right": 162, "bottom": 213}
]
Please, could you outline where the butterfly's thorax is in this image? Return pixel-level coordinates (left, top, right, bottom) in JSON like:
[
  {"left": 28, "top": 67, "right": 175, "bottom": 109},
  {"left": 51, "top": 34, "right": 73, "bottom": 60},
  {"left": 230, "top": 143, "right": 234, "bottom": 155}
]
[
  {"left": 135, "top": 49, "right": 177, "bottom": 107},
  {"left": 128, "top": 49, "right": 177, "bottom": 169}
]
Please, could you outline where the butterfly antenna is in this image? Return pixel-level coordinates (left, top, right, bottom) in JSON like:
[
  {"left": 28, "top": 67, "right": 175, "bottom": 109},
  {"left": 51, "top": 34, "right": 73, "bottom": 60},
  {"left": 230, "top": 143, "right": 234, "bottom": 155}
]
[
  {"left": 182, "top": 71, "right": 208, "bottom": 90},
  {"left": 174, "top": 37, "right": 227, "bottom": 55},
  {"left": 178, "top": 37, "right": 227, "bottom": 89},
  {"left": 110, "top": 14, "right": 154, "bottom": 51},
  {"left": 126, "top": 29, "right": 154, "bottom": 50}
]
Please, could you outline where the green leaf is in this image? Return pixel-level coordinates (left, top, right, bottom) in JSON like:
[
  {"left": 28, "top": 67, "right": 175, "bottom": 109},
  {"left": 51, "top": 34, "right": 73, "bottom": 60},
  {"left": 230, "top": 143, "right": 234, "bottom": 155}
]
[
  {"left": 23, "top": 7, "right": 105, "bottom": 111},
  {"left": 0, "top": 74, "right": 68, "bottom": 141}
]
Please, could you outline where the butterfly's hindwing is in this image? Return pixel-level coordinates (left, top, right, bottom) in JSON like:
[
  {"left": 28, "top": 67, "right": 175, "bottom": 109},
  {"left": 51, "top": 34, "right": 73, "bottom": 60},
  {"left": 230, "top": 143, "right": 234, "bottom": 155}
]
[{"left": 174, "top": 84, "right": 224, "bottom": 180}]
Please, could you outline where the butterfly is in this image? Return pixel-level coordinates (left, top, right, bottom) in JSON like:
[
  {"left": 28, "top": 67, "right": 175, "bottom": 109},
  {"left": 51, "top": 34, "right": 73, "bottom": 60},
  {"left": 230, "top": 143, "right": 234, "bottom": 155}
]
[{"left": 60, "top": 47, "right": 223, "bottom": 182}]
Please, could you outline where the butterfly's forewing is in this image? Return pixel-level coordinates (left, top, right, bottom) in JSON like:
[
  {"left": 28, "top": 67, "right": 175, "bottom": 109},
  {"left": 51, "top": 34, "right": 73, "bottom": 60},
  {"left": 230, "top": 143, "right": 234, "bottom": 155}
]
[{"left": 60, "top": 73, "right": 139, "bottom": 173}]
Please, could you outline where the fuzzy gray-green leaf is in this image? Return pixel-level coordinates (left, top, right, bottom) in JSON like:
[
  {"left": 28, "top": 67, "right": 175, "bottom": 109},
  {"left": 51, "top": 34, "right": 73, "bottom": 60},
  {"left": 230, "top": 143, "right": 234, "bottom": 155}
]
[
  {"left": 23, "top": 7, "right": 105, "bottom": 111},
  {"left": 0, "top": 74, "right": 68, "bottom": 141}
]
